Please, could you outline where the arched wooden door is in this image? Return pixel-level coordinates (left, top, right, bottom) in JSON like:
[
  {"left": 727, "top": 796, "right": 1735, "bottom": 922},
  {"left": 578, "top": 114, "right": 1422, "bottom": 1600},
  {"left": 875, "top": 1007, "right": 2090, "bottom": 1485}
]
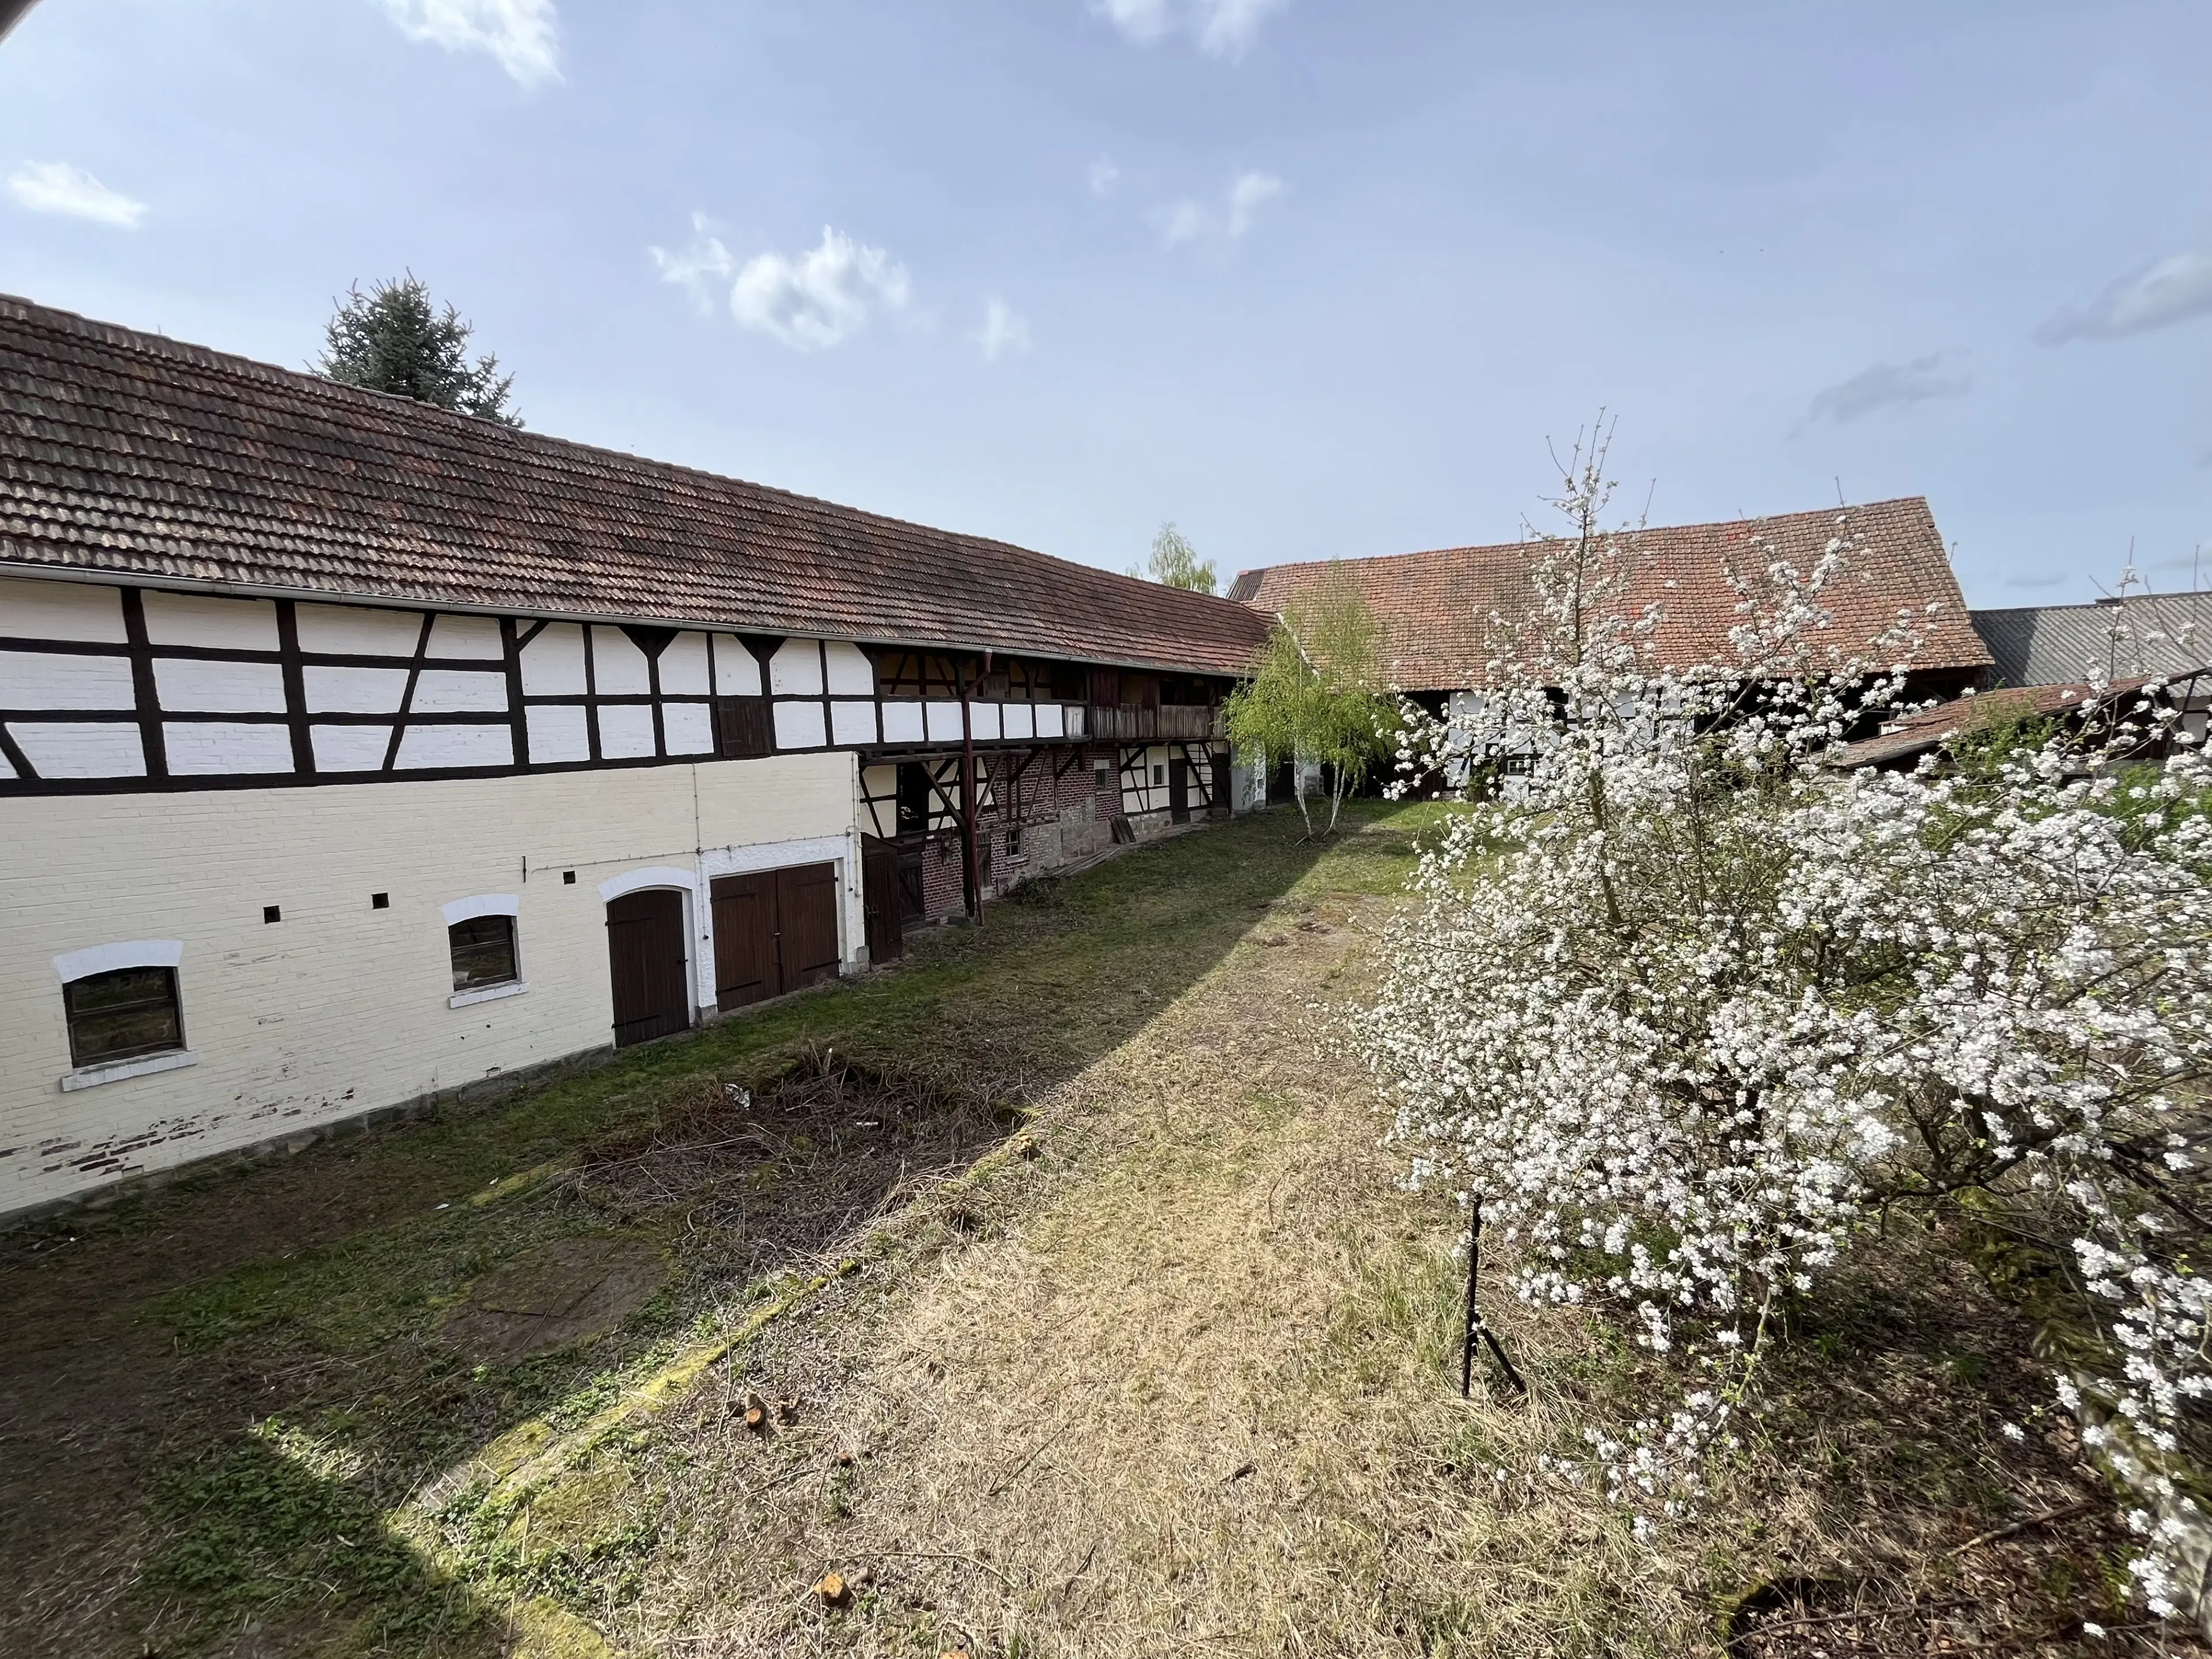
[{"left": 606, "top": 889, "right": 691, "bottom": 1048}]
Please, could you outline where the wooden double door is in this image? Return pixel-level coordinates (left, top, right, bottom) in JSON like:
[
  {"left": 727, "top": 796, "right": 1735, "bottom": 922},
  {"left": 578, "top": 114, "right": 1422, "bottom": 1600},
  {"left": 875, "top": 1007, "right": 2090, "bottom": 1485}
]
[
  {"left": 607, "top": 889, "right": 692, "bottom": 1050},
  {"left": 711, "top": 862, "right": 841, "bottom": 1011}
]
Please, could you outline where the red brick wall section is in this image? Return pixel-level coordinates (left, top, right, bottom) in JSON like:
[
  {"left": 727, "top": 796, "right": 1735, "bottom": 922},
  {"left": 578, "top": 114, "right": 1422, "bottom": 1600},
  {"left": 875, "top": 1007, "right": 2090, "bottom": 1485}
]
[{"left": 911, "top": 745, "right": 1124, "bottom": 922}]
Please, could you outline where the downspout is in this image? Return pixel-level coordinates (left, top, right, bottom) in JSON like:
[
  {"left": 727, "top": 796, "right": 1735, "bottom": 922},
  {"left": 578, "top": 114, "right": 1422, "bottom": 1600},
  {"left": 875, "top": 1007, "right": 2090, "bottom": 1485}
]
[{"left": 958, "top": 653, "right": 984, "bottom": 925}]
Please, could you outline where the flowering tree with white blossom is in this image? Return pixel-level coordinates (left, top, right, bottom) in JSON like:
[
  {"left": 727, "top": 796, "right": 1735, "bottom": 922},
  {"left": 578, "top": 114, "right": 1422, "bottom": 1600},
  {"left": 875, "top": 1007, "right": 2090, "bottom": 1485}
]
[{"left": 1361, "top": 429, "right": 2212, "bottom": 1625}]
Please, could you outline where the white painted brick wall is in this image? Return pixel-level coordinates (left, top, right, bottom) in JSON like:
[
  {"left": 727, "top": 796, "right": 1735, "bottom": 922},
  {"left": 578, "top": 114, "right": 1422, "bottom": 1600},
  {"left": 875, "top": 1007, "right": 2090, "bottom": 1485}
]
[{"left": 0, "top": 749, "right": 858, "bottom": 1217}]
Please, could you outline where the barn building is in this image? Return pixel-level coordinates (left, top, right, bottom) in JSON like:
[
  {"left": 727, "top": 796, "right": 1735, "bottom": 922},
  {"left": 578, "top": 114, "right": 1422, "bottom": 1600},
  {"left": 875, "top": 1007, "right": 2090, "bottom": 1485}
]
[
  {"left": 1230, "top": 497, "right": 1994, "bottom": 719},
  {"left": 0, "top": 296, "right": 1268, "bottom": 1220}
]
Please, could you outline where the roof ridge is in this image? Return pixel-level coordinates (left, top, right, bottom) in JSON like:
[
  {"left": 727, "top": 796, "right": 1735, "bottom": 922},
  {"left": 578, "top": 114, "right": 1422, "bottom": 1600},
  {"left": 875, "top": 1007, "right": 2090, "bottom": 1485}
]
[{"left": 1230, "top": 497, "right": 1937, "bottom": 588}]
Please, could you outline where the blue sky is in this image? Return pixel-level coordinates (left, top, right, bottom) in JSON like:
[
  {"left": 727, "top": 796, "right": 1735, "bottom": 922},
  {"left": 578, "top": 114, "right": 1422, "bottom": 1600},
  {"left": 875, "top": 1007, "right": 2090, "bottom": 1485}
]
[{"left": 2, "top": 1, "right": 2208, "bottom": 605}]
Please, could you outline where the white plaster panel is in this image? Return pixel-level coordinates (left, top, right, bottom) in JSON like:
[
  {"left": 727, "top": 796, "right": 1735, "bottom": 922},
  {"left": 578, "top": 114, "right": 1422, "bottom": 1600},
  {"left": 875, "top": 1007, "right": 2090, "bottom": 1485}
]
[
  {"left": 164, "top": 722, "right": 294, "bottom": 775},
  {"left": 153, "top": 658, "right": 287, "bottom": 714},
  {"left": 296, "top": 603, "right": 423, "bottom": 657},
  {"left": 411, "top": 670, "right": 509, "bottom": 714},
  {"left": 520, "top": 623, "right": 588, "bottom": 695},
  {"left": 1036, "top": 703, "right": 1065, "bottom": 738},
  {"left": 525, "top": 704, "right": 590, "bottom": 763},
  {"left": 830, "top": 700, "right": 877, "bottom": 745},
  {"left": 1003, "top": 702, "right": 1035, "bottom": 740},
  {"left": 395, "top": 724, "right": 514, "bottom": 770},
  {"left": 441, "top": 893, "right": 520, "bottom": 925},
  {"left": 823, "top": 641, "right": 874, "bottom": 696},
  {"left": 774, "top": 700, "right": 827, "bottom": 749},
  {"left": 663, "top": 701, "right": 714, "bottom": 756},
  {"left": 311, "top": 725, "right": 392, "bottom": 772},
  {"left": 590, "top": 627, "right": 651, "bottom": 695},
  {"left": 660, "top": 633, "right": 711, "bottom": 695},
  {"left": 304, "top": 665, "right": 408, "bottom": 714},
  {"left": 971, "top": 703, "right": 1002, "bottom": 741},
  {"left": 597, "top": 703, "right": 657, "bottom": 759},
  {"left": 0, "top": 577, "right": 127, "bottom": 643},
  {"left": 881, "top": 700, "right": 923, "bottom": 743},
  {"left": 711, "top": 635, "right": 760, "bottom": 696},
  {"left": 924, "top": 700, "right": 963, "bottom": 741},
  {"left": 429, "top": 614, "right": 504, "bottom": 659},
  {"left": 0, "top": 650, "right": 135, "bottom": 710},
  {"left": 770, "top": 639, "right": 824, "bottom": 696},
  {"left": 9, "top": 721, "right": 146, "bottom": 778},
  {"left": 142, "top": 591, "right": 279, "bottom": 651},
  {"left": 52, "top": 938, "right": 183, "bottom": 981}
]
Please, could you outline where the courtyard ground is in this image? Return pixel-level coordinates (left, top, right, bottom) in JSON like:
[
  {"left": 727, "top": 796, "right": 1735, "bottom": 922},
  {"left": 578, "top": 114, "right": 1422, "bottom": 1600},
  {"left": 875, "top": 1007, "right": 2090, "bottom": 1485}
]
[{"left": 0, "top": 805, "right": 2176, "bottom": 1657}]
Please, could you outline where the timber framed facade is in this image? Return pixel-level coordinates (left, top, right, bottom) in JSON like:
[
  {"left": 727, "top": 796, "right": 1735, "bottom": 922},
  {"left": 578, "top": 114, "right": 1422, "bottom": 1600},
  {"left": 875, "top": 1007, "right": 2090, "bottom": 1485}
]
[{"left": 0, "top": 294, "right": 1270, "bottom": 1219}]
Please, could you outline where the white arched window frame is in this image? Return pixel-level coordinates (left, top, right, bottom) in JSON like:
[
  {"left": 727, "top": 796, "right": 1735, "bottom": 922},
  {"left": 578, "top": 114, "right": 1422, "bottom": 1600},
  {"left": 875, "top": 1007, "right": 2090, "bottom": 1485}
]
[
  {"left": 51, "top": 939, "right": 197, "bottom": 1091},
  {"left": 442, "top": 893, "right": 527, "bottom": 1008}
]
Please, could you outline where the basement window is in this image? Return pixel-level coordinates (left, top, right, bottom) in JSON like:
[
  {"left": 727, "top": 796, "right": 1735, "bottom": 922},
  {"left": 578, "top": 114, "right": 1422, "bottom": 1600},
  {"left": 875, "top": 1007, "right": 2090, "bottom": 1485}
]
[
  {"left": 65, "top": 967, "right": 185, "bottom": 1069},
  {"left": 449, "top": 915, "right": 520, "bottom": 995}
]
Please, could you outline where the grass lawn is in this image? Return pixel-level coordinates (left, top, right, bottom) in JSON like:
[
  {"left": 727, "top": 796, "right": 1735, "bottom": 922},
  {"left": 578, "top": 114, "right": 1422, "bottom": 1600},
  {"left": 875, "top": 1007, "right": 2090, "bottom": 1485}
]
[{"left": 0, "top": 804, "right": 2166, "bottom": 1658}]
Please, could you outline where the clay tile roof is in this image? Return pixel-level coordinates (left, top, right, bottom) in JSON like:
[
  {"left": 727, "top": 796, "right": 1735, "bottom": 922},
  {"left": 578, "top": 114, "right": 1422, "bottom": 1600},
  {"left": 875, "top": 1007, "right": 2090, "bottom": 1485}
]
[
  {"left": 1827, "top": 674, "right": 2177, "bottom": 771},
  {"left": 0, "top": 294, "right": 1271, "bottom": 676},
  {"left": 1226, "top": 499, "right": 1992, "bottom": 692}
]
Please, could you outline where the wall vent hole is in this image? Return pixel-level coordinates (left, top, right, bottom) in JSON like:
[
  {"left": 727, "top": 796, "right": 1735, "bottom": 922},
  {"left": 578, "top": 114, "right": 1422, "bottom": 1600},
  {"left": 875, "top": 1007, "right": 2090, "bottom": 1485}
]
[
  {"left": 563, "top": 870, "right": 577, "bottom": 885},
  {"left": 371, "top": 893, "right": 390, "bottom": 910},
  {"left": 263, "top": 905, "right": 282, "bottom": 925}
]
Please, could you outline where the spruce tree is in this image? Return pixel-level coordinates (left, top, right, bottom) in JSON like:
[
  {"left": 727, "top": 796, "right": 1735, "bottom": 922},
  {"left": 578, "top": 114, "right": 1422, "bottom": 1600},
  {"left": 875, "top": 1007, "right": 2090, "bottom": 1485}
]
[{"left": 317, "top": 276, "right": 520, "bottom": 427}]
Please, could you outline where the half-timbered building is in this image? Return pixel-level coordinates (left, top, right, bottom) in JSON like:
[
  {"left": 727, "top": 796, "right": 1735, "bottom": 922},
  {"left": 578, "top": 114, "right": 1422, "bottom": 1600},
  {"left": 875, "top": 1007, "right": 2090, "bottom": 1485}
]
[{"left": 0, "top": 296, "right": 1268, "bottom": 1218}]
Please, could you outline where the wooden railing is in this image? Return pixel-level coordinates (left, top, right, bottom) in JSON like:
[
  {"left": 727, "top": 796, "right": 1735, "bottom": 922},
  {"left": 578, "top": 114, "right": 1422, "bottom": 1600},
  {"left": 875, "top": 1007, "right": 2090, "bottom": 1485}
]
[{"left": 1084, "top": 704, "right": 1219, "bottom": 742}]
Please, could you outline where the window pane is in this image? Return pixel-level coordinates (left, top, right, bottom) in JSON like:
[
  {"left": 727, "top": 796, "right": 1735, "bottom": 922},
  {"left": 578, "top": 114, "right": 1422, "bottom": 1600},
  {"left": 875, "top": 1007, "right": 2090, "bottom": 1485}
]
[
  {"left": 449, "top": 916, "right": 518, "bottom": 991},
  {"left": 65, "top": 968, "right": 184, "bottom": 1066}
]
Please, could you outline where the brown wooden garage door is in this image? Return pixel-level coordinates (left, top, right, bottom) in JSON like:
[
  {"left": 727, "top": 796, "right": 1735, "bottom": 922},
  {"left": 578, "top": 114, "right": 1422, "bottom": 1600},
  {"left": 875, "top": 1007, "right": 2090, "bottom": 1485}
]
[
  {"left": 711, "top": 861, "right": 841, "bottom": 1011},
  {"left": 606, "top": 888, "right": 691, "bottom": 1048}
]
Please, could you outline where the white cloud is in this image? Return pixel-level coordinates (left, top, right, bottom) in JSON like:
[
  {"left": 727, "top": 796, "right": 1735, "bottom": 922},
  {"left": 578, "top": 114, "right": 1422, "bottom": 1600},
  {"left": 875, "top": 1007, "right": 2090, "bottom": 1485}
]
[
  {"left": 1802, "top": 354, "right": 1971, "bottom": 427},
  {"left": 5, "top": 161, "right": 145, "bottom": 228},
  {"left": 1224, "top": 169, "right": 1284, "bottom": 236},
  {"left": 976, "top": 297, "right": 1032, "bottom": 362},
  {"left": 1153, "top": 169, "right": 1285, "bottom": 249},
  {"left": 1194, "top": 0, "right": 1289, "bottom": 58},
  {"left": 1094, "top": 0, "right": 1173, "bottom": 45},
  {"left": 1092, "top": 0, "right": 1287, "bottom": 59},
  {"left": 1088, "top": 158, "right": 1122, "bottom": 197},
  {"left": 2035, "top": 251, "right": 2212, "bottom": 345},
  {"left": 378, "top": 0, "right": 560, "bottom": 87},
  {"left": 728, "top": 227, "right": 911, "bottom": 351},
  {"left": 649, "top": 212, "right": 734, "bottom": 314}
]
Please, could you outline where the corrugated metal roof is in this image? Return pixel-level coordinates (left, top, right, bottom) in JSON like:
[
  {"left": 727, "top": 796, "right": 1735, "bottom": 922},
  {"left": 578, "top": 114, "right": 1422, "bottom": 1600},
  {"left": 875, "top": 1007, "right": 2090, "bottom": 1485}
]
[
  {"left": 1971, "top": 593, "right": 2212, "bottom": 688},
  {"left": 0, "top": 294, "right": 1272, "bottom": 676}
]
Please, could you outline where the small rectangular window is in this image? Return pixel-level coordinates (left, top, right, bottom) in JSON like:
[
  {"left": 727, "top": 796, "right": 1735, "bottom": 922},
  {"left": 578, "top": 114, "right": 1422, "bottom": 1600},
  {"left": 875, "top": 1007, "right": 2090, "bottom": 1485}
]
[
  {"left": 449, "top": 915, "right": 519, "bottom": 993},
  {"left": 65, "top": 968, "right": 185, "bottom": 1067},
  {"left": 1007, "top": 823, "right": 1024, "bottom": 858},
  {"left": 1093, "top": 764, "right": 1111, "bottom": 794},
  {"left": 1153, "top": 764, "right": 1165, "bottom": 787}
]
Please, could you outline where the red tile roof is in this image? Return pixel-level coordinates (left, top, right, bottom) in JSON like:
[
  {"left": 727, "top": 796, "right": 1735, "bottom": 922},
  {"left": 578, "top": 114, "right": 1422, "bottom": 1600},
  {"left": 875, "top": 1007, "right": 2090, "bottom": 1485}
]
[
  {"left": 1827, "top": 674, "right": 2191, "bottom": 770},
  {"left": 1228, "top": 498, "right": 1991, "bottom": 691},
  {"left": 0, "top": 295, "right": 1271, "bottom": 676}
]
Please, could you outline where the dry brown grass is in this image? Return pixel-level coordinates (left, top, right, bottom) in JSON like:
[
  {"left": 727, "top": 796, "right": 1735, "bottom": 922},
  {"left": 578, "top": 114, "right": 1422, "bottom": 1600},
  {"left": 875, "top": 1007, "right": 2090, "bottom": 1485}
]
[
  {"left": 558, "top": 901, "right": 1703, "bottom": 1657},
  {"left": 517, "top": 883, "right": 2185, "bottom": 1659}
]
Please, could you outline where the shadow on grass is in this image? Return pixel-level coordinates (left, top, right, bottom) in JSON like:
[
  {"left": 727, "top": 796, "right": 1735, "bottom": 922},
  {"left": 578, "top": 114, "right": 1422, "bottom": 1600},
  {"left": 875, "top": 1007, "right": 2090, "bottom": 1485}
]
[{"left": 0, "top": 804, "right": 1427, "bottom": 1657}]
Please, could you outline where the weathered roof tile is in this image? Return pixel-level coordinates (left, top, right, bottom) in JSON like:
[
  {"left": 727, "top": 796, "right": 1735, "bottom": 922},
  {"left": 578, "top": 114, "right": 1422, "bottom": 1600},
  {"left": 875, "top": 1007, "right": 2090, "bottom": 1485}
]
[{"left": 0, "top": 294, "right": 1271, "bottom": 675}]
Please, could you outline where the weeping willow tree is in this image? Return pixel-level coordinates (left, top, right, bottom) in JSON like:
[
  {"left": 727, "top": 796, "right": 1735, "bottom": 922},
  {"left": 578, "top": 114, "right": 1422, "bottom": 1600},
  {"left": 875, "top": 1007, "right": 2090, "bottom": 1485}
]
[{"left": 1221, "top": 562, "right": 1396, "bottom": 836}]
